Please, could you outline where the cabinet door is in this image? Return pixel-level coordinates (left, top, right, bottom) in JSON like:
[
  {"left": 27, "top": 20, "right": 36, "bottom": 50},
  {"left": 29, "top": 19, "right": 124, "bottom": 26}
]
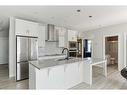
[
  {"left": 15, "top": 19, "right": 38, "bottom": 37},
  {"left": 59, "top": 36, "right": 65, "bottom": 47},
  {"left": 68, "top": 30, "right": 77, "bottom": 41},
  {"left": 38, "top": 24, "right": 46, "bottom": 48},
  {"left": 29, "top": 64, "right": 36, "bottom": 89},
  {"left": 36, "top": 68, "right": 49, "bottom": 89},
  {"left": 64, "top": 63, "right": 79, "bottom": 88},
  {"left": 78, "top": 62, "right": 83, "bottom": 83},
  {"left": 72, "top": 31, "right": 78, "bottom": 41},
  {"left": 60, "top": 27, "right": 66, "bottom": 36},
  {"left": 68, "top": 30, "right": 73, "bottom": 41},
  {"left": 58, "top": 27, "right": 66, "bottom": 47},
  {"left": 48, "top": 65, "right": 64, "bottom": 89},
  {"left": 27, "top": 21, "right": 38, "bottom": 37},
  {"left": 74, "top": 62, "right": 81, "bottom": 84},
  {"left": 15, "top": 19, "right": 28, "bottom": 36},
  {"left": 54, "top": 26, "right": 61, "bottom": 41}
]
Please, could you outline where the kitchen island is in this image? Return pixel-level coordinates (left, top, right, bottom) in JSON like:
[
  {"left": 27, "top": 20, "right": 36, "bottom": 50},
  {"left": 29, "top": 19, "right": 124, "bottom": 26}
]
[{"left": 29, "top": 58, "right": 107, "bottom": 89}]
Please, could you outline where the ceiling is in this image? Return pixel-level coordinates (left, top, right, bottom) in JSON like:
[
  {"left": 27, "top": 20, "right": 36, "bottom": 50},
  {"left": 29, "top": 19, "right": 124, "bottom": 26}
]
[{"left": 0, "top": 6, "right": 127, "bottom": 32}]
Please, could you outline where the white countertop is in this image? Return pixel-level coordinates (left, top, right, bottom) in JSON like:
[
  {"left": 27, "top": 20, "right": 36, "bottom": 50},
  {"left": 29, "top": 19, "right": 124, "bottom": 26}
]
[
  {"left": 38, "top": 54, "right": 66, "bottom": 60},
  {"left": 29, "top": 58, "right": 106, "bottom": 70}
]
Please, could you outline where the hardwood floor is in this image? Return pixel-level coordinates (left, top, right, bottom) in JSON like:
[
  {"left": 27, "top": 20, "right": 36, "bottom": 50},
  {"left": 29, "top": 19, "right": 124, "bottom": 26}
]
[
  {"left": 0, "top": 64, "right": 28, "bottom": 89},
  {"left": 0, "top": 64, "right": 127, "bottom": 89}
]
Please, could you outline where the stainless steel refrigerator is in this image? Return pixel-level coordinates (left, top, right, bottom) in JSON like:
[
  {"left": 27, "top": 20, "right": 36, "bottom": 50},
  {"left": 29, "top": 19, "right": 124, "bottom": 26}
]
[{"left": 16, "top": 36, "right": 38, "bottom": 81}]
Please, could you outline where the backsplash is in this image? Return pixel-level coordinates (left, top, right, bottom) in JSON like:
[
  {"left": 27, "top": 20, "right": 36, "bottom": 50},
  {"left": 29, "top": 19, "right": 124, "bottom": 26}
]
[{"left": 38, "top": 41, "right": 63, "bottom": 57}]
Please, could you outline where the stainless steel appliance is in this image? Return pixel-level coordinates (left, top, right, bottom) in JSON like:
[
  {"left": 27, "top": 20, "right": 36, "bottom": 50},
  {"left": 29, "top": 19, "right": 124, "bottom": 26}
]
[
  {"left": 16, "top": 36, "right": 38, "bottom": 81},
  {"left": 77, "top": 39, "right": 82, "bottom": 57},
  {"left": 69, "top": 41, "right": 77, "bottom": 49},
  {"left": 69, "top": 41, "right": 77, "bottom": 57}
]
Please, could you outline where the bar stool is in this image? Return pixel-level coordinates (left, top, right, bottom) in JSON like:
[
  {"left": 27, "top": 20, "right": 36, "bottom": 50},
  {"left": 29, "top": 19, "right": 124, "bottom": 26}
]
[{"left": 121, "top": 67, "right": 127, "bottom": 80}]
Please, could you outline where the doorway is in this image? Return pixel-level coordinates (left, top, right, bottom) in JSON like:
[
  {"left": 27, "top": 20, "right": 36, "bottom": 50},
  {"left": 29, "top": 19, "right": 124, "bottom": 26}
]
[
  {"left": 83, "top": 39, "right": 92, "bottom": 58},
  {"left": 105, "top": 36, "right": 118, "bottom": 70}
]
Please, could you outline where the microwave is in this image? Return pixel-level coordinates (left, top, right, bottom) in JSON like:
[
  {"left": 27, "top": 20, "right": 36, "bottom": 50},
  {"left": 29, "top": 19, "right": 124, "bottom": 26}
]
[{"left": 69, "top": 41, "right": 77, "bottom": 49}]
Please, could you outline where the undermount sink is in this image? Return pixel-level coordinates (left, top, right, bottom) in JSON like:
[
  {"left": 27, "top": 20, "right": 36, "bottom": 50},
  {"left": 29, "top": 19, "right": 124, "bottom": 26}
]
[{"left": 56, "top": 57, "right": 73, "bottom": 61}]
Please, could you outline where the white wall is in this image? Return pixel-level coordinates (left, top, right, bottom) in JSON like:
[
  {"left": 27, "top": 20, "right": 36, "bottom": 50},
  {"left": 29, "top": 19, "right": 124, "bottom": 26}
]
[
  {"left": 83, "top": 23, "right": 127, "bottom": 71},
  {"left": 0, "top": 30, "right": 9, "bottom": 64}
]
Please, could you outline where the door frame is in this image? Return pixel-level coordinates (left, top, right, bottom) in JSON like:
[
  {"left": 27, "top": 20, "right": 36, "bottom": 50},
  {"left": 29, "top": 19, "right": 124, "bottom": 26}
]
[
  {"left": 124, "top": 32, "right": 127, "bottom": 69},
  {"left": 103, "top": 34, "right": 120, "bottom": 71}
]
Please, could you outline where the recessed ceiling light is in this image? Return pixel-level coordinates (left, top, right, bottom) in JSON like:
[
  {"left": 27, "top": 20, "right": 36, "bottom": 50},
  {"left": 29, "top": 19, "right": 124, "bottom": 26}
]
[
  {"left": 76, "top": 9, "right": 81, "bottom": 12},
  {"left": 89, "top": 16, "right": 92, "bottom": 18}
]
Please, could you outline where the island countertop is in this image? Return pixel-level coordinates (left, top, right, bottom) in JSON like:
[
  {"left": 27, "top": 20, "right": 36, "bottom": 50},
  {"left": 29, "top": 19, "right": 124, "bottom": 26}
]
[{"left": 29, "top": 57, "right": 106, "bottom": 70}]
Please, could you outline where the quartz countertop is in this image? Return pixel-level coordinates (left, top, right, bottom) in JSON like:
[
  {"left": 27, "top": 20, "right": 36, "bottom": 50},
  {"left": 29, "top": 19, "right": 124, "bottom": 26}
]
[
  {"left": 29, "top": 57, "right": 106, "bottom": 70},
  {"left": 29, "top": 58, "right": 90, "bottom": 69},
  {"left": 39, "top": 54, "right": 66, "bottom": 57}
]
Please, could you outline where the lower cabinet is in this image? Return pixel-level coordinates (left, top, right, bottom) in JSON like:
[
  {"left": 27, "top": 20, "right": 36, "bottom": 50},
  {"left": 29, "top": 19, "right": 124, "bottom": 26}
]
[
  {"left": 36, "top": 68, "right": 50, "bottom": 89},
  {"left": 30, "top": 62, "right": 83, "bottom": 89},
  {"left": 64, "top": 62, "right": 81, "bottom": 89},
  {"left": 48, "top": 65, "right": 64, "bottom": 89}
]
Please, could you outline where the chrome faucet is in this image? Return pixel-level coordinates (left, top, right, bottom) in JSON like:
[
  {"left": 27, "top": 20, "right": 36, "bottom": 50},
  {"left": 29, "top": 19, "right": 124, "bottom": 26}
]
[{"left": 62, "top": 48, "right": 70, "bottom": 60}]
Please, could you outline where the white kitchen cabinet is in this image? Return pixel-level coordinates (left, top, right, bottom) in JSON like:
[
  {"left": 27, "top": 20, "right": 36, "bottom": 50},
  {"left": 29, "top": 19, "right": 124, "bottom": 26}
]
[
  {"left": 29, "top": 61, "right": 84, "bottom": 89},
  {"left": 38, "top": 24, "right": 46, "bottom": 48},
  {"left": 29, "top": 64, "right": 36, "bottom": 89},
  {"left": 29, "top": 63, "right": 50, "bottom": 89},
  {"left": 56, "top": 26, "right": 67, "bottom": 47},
  {"left": 78, "top": 62, "right": 83, "bottom": 82},
  {"left": 27, "top": 21, "right": 38, "bottom": 37},
  {"left": 59, "top": 27, "right": 66, "bottom": 36},
  {"left": 64, "top": 62, "right": 80, "bottom": 88},
  {"left": 36, "top": 68, "right": 50, "bottom": 89},
  {"left": 48, "top": 65, "right": 64, "bottom": 89},
  {"left": 54, "top": 26, "right": 59, "bottom": 41},
  {"left": 68, "top": 30, "right": 78, "bottom": 41},
  {"left": 54, "top": 26, "right": 61, "bottom": 41},
  {"left": 15, "top": 19, "right": 38, "bottom": 37},
  {"left": 59, "top": 37, "right": 65, "bottom": 47}
]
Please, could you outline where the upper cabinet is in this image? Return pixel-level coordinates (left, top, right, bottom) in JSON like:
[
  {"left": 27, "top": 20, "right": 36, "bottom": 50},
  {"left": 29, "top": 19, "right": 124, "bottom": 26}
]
[
  {"left": 55, "top": 26, "right": 67, "bottom": 47},
  {"left": 15, "top": 19, "right": 38, "bottom": 37},
  {"left": 68, "top": 30, "right": 78, "bottom": 41},
  {"left": 38, "top": 24, "right": 46, "bottom": 48}
]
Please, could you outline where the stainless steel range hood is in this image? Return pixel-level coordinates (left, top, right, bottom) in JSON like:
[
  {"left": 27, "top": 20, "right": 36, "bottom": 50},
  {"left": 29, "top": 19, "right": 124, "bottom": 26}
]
[{"left": 46, "top": 24, "right": 58, "bottom": 42}]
